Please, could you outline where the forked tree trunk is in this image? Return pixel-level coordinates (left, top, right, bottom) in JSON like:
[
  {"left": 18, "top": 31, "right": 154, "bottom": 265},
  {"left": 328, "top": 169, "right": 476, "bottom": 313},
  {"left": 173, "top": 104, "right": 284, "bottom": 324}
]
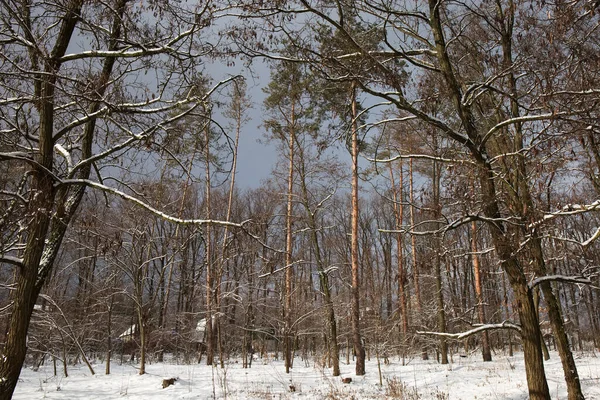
[
  {"left": 428, "top": 1, "right": 551, "bottom": 395},
  {"left": 498, "top": 0, "right": 582, "bottom": 395},
  {"left": 0, "top": 3, "right": 86, "bottom": 398}
]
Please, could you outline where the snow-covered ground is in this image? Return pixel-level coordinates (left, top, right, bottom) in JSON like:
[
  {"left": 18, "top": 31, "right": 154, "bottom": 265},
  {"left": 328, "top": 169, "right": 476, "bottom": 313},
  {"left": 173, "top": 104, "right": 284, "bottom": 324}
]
[{"left": 12, "top": 350, "right": 600, "bottom": 399}]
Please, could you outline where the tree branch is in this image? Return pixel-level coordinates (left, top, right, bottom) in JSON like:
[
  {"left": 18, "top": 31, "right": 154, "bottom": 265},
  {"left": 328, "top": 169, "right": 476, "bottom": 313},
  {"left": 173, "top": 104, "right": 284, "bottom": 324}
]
[
  {"left": 529, "top": 275, "right": 597, "bottom": 289},
  {"left": 0, "top": 256, "right": 24, "bottom": 268},
  {"left": 418, "top": 321, "right": 522, "bottom": 340},
  {"left": 57, "top": 179, "right": 247, "bottom": 229}
]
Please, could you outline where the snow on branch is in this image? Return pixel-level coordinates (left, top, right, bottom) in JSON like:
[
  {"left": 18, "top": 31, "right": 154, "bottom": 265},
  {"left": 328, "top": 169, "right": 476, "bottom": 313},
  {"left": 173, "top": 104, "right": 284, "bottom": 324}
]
[
  {"left": 54, "top": 144, "right": 73, "bottom": 173},
  {"left": 582, "top": 227, "right": 600, "bottom": 248},
  {"left": 59, "top": 23, "right": 202, "bottom": 63},
  {"left": 481, "top": 112, "right": 565, "bottom": 147},
  {"left": 368, "top": 153, "right": 473, "bottom": 165},
  {"left": 417, "top": 321, "right": 522, "bottom": 340},
  {"left": 58, "top": 179, "right": 247, "bottom": 229},
  {"left": 0, "top": 151, "right": 33, "bottom": 162},
  {"left": 259, "top": 260, "right": 307, "bottom": 278},
  {"left": 379, "top": 214, "right": 514, "bottom": 236},
  {"left": 529, "top": 275, "right": 597, "bottom": 289},
  {"left": 530, "top": 200, "right": 600, "bottom": 229},
  {"left": 0, "top": 255, "right": 24, "bottom": 268}
]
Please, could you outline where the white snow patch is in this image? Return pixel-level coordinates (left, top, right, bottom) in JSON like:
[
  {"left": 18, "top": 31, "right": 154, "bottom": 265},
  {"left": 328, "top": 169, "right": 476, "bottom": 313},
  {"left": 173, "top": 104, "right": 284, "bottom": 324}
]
[{"left": 11, "top": 351, "right": 600, "bottom": 399}]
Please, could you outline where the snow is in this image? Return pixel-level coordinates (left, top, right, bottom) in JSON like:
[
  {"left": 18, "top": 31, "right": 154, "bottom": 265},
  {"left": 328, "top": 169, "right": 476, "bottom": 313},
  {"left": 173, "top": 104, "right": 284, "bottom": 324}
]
[
  {"left": 118, "top": 325, "right": 137, "bottom": 340},
  {"left": 12, "top": 351, "right": 600, "bottom": 399}
]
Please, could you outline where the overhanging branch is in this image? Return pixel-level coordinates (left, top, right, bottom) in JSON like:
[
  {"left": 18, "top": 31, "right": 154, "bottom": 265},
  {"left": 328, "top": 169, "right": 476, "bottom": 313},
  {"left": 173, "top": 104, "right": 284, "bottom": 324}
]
[{"left": 57, "top": 179, "right": 247, "bottom": 229}]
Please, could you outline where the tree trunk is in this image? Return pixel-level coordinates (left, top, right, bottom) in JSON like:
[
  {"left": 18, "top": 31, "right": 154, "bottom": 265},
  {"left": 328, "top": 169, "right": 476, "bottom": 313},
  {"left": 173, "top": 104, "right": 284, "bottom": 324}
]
[
  {"left": 428, "top": 1, "right": 551, "bottom": 395},
  {"left": 531, "top": 236, "right": 584, "bottom": 400},
  {"left": 284, "top": 102, "right": 295, "bottom": 373},
  {"left": 138, "top": 318, "right": 146, "bottom": 375},
  {"left": 388, "top": 157, "right": 409, "bottom": 360},
  {"left": 106, "top": 295, "right": 113, "bottom": 375},
  {"left": 205, "top": 112, "right": 214, "bottom": 367},
  {"left": 502, "top": 273, "right": 514, "bottom": 356},
  {"left": 471, "top": 221, "right": 492, "bottom": 362},
  {"left": 0, "top": 3, "right": 85, "bottom": 397},
  {"left": 296, "top": 137, "right": 340, "bottom": 376},
  {"left": 409, "top": 159, "right": 427, "bottom": 360},
  {"left": 533, "top": 287, "right": 551, "bottom": 361},
  {"left": 479, "top": 167, "right": 550, "bottom": 399},
  {"left": 350, "top": 81, "right": 366, "bottom": 375},
  {"left": 432, "top": 151, "right": 448, "bottom": 364}
]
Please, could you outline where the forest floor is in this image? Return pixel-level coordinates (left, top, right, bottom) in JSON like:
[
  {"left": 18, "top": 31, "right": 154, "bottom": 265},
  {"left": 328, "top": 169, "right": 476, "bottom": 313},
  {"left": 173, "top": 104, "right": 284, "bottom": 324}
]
[{"left": 12, "top": 349, "right": 600, "bottom": 399}]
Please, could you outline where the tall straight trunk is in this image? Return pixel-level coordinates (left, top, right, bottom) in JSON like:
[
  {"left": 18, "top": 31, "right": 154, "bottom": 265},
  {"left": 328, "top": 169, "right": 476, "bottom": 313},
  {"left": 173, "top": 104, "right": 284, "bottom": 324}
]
[
  {"left": 409, "top": 159, "right": 421, "bottom": 313},
  {"left": 135, "top": 240, "right": 152, "bottom": 375},
  {"left": 138, "top": 314, "right": 146, "bottom": 375},
  {"left": 384, "top": 239, "right": 393, "bottom": 319},
  {"left": 431, "top": 145, "right": 448, "bottom": 364},
  {"left": 106, "top": 294, "right": 114, "bottom": 375},
  {"left": 392, "top": 160, "right": 409, "bottom": 364},
  {"left": 390, "top": 160, "right": 409, "bottom": 338},
  {"left": 502, "top": 273, "right": 514, "bottom": 356},
  {"left": 433, "top": 200, "right": 448, "bottom": 361},
  {"left": 205, "top": 115, "right": 214, "bottom": 366},
  {"left": 470, "top": 221, "right": 492, "bottom": 361},
  {"left": 350, "top": 81, "right": 366, "bottom": 375},
  {"left": 409, "top": 159, "right": 427, "bottom": 360},
  {"left": 216, "top": 90, "right": 242, "bottom": 369},
  {"left": 284, "top": 103, "right": 295, "bottom": 374}
]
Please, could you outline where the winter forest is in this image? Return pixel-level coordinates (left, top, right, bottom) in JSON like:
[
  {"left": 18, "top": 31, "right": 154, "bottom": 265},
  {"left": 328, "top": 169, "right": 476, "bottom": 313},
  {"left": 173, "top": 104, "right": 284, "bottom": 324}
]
[{"left": 1, "top": 1, "right": 600, "bottom": 399}]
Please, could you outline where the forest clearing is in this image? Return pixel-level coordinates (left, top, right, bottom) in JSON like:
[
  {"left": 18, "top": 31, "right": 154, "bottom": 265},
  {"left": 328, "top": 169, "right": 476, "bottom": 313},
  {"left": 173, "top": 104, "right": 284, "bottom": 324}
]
[{"left": 2, "top": 2, "right": 600, "bottom": 399}]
